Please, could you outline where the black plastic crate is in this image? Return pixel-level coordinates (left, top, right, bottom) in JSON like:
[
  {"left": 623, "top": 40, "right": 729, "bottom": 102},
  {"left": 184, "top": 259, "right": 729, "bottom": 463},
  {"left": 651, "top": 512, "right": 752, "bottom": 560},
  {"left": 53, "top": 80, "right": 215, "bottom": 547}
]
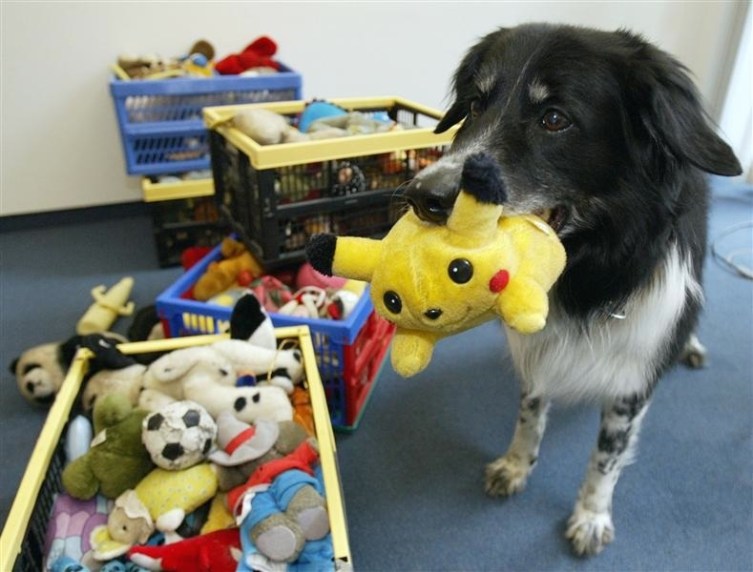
[{"left": 150, "top": 195, "right": 225, "bottom": 267}]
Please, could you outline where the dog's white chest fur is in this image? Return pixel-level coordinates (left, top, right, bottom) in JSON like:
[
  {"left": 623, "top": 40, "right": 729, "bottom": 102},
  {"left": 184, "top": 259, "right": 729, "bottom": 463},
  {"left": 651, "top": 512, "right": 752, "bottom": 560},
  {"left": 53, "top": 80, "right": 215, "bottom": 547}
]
[{"left": 505, "top": 244, "right": 700, "bottom": 403}]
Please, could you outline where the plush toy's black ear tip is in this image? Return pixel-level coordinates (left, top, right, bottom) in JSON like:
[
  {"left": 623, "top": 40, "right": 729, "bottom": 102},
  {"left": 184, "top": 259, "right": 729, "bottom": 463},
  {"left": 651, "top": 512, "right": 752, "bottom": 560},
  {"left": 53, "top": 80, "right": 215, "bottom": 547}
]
[
  {"left": 230, "top": 293, "right": 266, "bottom": 341},
  {"left": 81, "top": 334, "right": 135, "bottom": 371},
  {"left": 461, "top": 152, "right": 507, "bottom": 204},
  {"left": 306, "top": 234, "right": 337, "bottom": 276},
  {"left": 9, "top": 357, "right": 19, "bottom": 375}
]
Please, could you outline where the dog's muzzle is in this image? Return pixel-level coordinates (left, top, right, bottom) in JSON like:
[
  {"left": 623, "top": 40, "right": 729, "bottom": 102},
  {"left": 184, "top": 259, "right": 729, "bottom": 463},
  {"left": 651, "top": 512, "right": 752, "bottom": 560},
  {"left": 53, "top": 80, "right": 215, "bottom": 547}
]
[{"left": 403, "top": 161, "right": 462, "bottom": 224}]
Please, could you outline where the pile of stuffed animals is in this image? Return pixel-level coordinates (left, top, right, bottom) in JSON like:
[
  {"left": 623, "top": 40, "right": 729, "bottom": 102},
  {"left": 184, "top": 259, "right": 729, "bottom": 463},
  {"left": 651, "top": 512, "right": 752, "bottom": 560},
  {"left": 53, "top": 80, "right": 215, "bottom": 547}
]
[
  {"left": 190, "top": 236, "right": 363, "bottom": 322},
  {"left": 112, "top": 37, "right": 286, "bottom": 81},
  {"left": 42, "top": 293, "right": 333, "bottom": 572},
  {"left": 8, "top": 237, "right": 363, "bottom": 414}
]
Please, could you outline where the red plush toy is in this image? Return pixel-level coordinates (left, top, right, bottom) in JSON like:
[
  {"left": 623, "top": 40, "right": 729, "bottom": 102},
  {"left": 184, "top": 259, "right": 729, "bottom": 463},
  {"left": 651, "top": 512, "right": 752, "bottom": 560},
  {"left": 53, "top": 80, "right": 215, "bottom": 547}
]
[
  {"left": 215, "top": 37, "right": 281, "bottom": 75},
  {"left": 128, "top": 528, "right": 241, "bottom": 572}
]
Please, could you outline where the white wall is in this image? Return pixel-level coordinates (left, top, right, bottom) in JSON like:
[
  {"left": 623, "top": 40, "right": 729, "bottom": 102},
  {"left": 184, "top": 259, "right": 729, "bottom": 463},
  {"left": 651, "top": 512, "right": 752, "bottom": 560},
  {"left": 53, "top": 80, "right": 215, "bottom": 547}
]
[
  {"left": 0, "top": 1, "right": 745, "bottom": 216},
  {"left": 719, "top": 2, "right": 753, "bottom": 183}
]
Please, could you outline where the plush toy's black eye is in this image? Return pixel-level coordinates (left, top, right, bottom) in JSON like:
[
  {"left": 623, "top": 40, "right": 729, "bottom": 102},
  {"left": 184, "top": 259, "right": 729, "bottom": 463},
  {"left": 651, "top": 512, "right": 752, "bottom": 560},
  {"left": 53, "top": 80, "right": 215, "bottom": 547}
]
[
  {"left": 448, "top": 259, "right": 473, "bottom": 284},
  {"left": 383, "top": 291, "right": 402, "bottom": 314}
]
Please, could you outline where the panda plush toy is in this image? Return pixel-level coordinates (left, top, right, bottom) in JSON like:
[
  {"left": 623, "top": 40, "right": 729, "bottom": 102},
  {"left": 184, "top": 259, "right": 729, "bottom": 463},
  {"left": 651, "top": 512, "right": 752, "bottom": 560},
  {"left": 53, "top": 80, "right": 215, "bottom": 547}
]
[{"left": 9, "top": 333, "right": 128, "bottom": 407}]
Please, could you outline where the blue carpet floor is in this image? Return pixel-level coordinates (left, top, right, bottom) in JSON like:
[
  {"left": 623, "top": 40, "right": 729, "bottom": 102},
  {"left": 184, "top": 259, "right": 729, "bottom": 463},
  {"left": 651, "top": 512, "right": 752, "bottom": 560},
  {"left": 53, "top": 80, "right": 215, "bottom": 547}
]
[{"left": 1, "top": 182, "right": 751, "bottom": 571}]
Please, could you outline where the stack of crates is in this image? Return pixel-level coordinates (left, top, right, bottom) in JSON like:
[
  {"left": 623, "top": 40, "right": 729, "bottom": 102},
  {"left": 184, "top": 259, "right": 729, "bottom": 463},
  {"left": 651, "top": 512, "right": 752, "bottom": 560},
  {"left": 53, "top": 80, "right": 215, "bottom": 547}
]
[
  {"left": 203, "top": 96, "right": 460, "bottom": 268},
  {"left": 109, "top": 68, "right": 303, "bottom": 266}
]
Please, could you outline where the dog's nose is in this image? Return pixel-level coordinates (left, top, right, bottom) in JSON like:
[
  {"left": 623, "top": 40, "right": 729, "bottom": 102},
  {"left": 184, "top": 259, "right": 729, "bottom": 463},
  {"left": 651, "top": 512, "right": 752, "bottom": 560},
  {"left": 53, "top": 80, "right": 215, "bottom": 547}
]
[
  {"left": 424, "top": 308, "right": 443, "bottom": 320},
  {"left": 403, "top": 164, "right": 461, "bottom": 224}
]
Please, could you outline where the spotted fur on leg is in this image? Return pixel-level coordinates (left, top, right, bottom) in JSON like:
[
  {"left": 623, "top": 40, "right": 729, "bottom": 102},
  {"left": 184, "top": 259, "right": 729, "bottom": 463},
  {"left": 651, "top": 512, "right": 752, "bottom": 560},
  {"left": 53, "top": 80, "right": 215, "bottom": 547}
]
[
  {"left": 486, "top": 394, "right": 551, "bottom": 497},
  {"left": 566, "top": 393, "right": 651, "bottom": 556}
]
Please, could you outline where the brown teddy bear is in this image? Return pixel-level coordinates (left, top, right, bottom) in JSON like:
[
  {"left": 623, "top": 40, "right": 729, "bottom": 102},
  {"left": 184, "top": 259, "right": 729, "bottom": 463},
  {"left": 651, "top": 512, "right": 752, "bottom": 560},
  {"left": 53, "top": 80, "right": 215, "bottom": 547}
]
[{"left": 193, "top": 237, "right": 264, "bottom": 301}]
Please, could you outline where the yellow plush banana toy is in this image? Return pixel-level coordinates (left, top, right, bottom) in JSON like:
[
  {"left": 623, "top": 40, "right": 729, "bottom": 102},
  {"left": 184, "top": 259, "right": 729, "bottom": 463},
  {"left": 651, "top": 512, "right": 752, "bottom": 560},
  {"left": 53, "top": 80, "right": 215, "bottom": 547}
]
[{"left": 306, "top": 153, "right": 566, "bottom": 377}]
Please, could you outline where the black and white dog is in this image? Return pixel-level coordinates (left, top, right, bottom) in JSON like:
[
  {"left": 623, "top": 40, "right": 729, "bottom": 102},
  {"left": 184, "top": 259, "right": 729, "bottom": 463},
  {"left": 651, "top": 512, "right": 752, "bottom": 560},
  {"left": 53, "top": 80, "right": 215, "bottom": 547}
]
[{"left": 403, "top": 23, "right": 742, "bottom": 556}]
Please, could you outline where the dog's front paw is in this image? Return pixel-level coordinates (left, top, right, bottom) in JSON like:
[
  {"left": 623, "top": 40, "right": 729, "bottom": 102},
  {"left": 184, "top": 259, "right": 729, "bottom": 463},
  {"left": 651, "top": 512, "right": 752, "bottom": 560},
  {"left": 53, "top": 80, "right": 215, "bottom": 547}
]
[
  {"left": 566, "top": 504, "right": 615, "bottom": 556},
  {"left": 485, "top": 455, "right": 530, "bottom": 497},
  {"left": 680, "top": 333, "right": 707, "bottom": 369}
]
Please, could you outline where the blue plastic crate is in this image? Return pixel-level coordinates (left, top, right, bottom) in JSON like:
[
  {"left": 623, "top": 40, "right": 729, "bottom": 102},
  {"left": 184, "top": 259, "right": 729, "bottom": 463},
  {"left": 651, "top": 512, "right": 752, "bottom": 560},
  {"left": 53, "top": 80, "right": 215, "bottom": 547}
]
[
  {"left": 110, "top": 66, "right": 302, "bottom": 175},
  {"left": 155, "top": 242, "right": 394, "bottom": 429}
]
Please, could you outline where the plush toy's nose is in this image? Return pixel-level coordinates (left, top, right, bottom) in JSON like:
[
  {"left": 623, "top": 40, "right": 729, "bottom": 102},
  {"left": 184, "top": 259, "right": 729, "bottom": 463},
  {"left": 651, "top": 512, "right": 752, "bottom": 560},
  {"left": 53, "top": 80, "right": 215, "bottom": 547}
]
[{"left": 424, "top": 308, "right": 443, "bottom": 320}]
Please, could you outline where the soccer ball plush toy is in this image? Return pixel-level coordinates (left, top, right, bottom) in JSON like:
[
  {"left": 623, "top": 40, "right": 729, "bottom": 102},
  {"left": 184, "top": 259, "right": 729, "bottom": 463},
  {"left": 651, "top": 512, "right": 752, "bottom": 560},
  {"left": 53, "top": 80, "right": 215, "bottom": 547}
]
[
  {"left": 142, "top": 400, "right": 217, "bottom": 471},
  {"left": 306, "top": 152, "right": 567, "bottom": 377}
]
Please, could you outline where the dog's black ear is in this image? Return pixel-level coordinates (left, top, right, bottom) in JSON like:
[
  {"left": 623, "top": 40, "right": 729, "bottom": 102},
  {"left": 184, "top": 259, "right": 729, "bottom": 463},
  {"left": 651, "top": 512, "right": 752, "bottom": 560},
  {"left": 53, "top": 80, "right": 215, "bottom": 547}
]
[
  {"left": 631, "top": 44, "right": 741, "bottom": 177},
  {"left": 435, "top": 30, "right": 504, "bottom": 134},
  {"left": 435, "top": 101, "right": 468, "bottom": 134}
]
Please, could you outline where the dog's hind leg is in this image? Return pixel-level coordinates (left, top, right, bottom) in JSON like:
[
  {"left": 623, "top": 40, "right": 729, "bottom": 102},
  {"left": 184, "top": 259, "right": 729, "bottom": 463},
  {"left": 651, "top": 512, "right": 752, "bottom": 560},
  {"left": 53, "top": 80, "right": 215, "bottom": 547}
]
[
  {"left": 485, "top": 393, "right": 550, "bottom": 497},
  {"left": 566, "top": 393, "right": 651, "bottom": 556}
]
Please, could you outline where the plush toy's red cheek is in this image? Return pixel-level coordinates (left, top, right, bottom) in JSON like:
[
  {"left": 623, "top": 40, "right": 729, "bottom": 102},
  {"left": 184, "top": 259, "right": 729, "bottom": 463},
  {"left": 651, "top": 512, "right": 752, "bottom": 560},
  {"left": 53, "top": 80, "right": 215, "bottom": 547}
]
[{"left": 489, "top": 269, "right": 510, "bottom": 293}]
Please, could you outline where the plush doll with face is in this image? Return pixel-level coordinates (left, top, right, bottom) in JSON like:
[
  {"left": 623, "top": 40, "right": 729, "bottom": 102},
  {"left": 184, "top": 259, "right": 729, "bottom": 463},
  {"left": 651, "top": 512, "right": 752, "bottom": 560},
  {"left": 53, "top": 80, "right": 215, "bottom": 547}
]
[{"left": 306, "top": 153, "right": 567, "bottom": 377}]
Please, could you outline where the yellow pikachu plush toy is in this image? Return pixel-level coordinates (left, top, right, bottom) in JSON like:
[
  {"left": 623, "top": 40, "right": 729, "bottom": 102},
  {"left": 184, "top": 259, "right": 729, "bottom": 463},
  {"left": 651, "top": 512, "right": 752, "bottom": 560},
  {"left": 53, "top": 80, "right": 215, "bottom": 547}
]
[{"left": 306, "top": 153, "right": 566, "bottom": 377}]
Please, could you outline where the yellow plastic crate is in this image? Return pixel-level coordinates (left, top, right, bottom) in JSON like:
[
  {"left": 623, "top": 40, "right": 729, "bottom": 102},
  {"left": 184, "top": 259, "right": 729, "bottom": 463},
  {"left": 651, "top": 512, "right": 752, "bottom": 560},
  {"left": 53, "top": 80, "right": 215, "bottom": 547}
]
[
  {"left": 0, "top": 327, "right": 351, "bottom": 571},
  {"left": 203, "top": 96, "right": 460, "bottom": 169},
  {"left": 141, "top": 177, "right": 214, "bottom": 203}
]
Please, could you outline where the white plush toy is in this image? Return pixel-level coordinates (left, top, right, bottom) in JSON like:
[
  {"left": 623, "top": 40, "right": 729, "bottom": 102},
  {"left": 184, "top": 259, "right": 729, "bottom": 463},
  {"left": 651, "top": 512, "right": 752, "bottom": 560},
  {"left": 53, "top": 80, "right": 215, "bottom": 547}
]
[
  {"left": 81, "top": 294, "right": 302, "bottom": 424},
  {"left": 233, "top": 108, "right": 310, "bottom": 145},
  {"left": 231, "top": 108, "right": 346, "bottom": 146},
  {"left": 137, "top": 340, "right": 300, "bottom": 420}
]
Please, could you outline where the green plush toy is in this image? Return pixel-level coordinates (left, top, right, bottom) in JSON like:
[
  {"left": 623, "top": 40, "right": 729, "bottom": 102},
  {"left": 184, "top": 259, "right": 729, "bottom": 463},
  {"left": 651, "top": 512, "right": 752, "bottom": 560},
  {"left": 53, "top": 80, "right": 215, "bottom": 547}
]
[
  {"left": 62, "top": 393, "right": 154, "bottom": 500},
  {"left": 306, "top": 152, "right": 567, "bottom": 377}
]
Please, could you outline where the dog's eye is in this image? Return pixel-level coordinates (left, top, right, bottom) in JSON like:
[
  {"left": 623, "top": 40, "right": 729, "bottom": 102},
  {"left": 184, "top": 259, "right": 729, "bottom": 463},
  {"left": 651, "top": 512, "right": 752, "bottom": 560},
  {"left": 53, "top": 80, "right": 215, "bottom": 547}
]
[
  {"left": 448, "top": 259, "right": 473, "bottom": 284},
  {"left": 383, "top": 291, "right": 402, "bottom": 314},
  {"left": 469, "top": 98, "right": 482, "bottom": 119},
  {"left": 541, "top": 109, "right": 572, "bottom": 132}
]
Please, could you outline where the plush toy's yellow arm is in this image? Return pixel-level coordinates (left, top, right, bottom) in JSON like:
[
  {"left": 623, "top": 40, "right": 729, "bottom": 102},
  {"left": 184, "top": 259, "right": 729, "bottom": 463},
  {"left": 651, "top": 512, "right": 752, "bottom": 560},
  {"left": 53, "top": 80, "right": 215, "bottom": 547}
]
[
  {"left": 307, "top": 234, "right": 383, "bottom": 282},
  {"left": 496, "top": 277, "right": 549, "bottom": 334},
  {"left": 332, "top": 236, "right": 383, "bottom": 281}
]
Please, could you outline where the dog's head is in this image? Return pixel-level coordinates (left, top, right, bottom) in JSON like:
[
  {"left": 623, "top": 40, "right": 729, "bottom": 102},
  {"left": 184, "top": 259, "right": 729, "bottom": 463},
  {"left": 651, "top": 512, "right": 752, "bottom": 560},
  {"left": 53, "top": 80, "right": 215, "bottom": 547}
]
[{"left": 405, "top": 24, "right": 741, "bottom": 232}]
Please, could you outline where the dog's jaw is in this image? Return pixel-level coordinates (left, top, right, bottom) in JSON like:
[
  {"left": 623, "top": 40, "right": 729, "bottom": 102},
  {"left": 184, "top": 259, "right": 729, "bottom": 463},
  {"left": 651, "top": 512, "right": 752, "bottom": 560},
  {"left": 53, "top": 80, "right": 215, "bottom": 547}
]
[{"left": 534, "top": 206, "right": 570, "bottom": 234}]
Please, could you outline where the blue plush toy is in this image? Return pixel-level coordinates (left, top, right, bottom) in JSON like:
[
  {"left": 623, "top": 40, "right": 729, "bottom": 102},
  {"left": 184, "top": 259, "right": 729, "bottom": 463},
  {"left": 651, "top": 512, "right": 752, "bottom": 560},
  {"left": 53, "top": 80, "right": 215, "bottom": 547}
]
[{"left": 297, "top": 100, "right": 347, "bottom": 133}]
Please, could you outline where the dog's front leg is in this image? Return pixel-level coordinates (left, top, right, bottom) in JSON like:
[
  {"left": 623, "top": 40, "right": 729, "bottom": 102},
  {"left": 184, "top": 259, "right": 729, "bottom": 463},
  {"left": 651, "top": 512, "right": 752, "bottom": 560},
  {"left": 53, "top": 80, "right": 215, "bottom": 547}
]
[
  {"left": 567, "top": 393, "right": 651, "bottom": 556},
  {"left": 485, "top": 393, "right": 551, "bottom": 496}
]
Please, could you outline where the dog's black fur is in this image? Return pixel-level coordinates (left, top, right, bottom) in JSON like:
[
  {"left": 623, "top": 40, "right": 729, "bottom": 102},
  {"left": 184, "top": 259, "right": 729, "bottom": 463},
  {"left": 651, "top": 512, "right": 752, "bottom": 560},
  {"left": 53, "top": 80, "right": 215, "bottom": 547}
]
[
  {"left": 403, "top": 23, "right": 741, "bottom": 555},
  {"left": 410, "top": 23, "right": 740, "bottom": 322}
]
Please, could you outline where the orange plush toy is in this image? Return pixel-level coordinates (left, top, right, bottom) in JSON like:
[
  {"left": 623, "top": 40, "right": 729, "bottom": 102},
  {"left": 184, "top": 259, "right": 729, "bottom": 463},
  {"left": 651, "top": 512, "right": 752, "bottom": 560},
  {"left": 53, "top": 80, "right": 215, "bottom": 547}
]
[{"left": 193, "top": 238, "right": 264, "bottom": 302}]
